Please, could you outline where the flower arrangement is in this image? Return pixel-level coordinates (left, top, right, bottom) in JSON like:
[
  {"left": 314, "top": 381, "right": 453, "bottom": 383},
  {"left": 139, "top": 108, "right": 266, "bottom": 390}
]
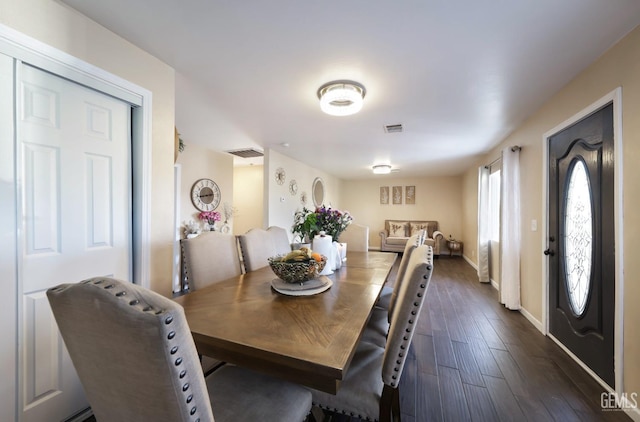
[
  {"left": 292, "top": 207, "right": 317, "bottom": 242},
  {"left": 198, "top": 210, "right": 221, "bottom": 227},
  {"left": 292, "top": 206, "right": 353, "bottom": 242},
  {"left": 315, "top": 206, "right": 352, "bottom": 242}
]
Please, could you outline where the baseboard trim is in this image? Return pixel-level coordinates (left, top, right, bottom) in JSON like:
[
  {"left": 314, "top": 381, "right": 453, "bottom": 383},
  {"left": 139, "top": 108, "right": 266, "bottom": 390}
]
[
  {"left": 64, "top": 407, "right": 93, "bottom": 422},
  {"left": 462, "top": 254, "right": 476, "bottom": 269},
  {"left": 519, "top": 307, "right": 544, "bottom": 334}
]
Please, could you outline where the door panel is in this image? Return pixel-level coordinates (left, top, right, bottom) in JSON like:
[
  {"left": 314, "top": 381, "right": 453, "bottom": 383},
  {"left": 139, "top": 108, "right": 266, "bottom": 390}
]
[
  {"left": 19, "top": 64, "right": 132, "bottom": 421},
  {"left": 547, "top": 103, "right": 615, "bottom": 387}
]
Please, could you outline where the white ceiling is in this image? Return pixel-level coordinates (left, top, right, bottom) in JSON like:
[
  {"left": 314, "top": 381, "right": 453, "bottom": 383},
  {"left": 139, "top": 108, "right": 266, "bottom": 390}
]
[{"left": 62, "top": 0, "right": 640, "bottom": 179}]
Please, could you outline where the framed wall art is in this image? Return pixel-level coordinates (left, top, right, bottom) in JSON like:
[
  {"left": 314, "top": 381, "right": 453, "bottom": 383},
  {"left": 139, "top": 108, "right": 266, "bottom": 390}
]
[
  {"left": 405, "top": 186, "right": 416, "bottom": 204},
  {"left": 392, "top": 186, "right": 402, "bottom": 204},
  {"left": 380, "top": 186, "right": 389, "bottom": 204}
]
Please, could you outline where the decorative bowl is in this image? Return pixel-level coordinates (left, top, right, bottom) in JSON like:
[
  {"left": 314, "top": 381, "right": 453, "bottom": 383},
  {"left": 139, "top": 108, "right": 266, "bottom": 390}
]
[{"left": 268, "top": 255, "right": 327, "bottom": 283}]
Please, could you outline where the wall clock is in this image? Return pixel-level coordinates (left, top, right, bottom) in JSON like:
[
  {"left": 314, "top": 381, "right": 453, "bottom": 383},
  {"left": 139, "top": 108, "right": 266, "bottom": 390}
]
[
  {"left": 289, "top": 179, "right": 298, "bottom": 195},
  {"left": 191, "top": 178, "right": 221, "bottom": 211},
  {"left": 275, "top": 167, "right": 286, "bottom": 185}
]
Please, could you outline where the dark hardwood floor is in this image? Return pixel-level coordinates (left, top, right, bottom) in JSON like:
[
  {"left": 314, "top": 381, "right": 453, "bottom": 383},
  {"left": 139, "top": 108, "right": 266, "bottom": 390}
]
[{"left": 319, "top": 255, "right": 630, "bottom": 422}]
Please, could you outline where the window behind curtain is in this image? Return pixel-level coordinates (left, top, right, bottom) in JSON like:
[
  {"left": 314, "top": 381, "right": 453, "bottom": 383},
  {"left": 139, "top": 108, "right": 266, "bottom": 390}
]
[{"left": 489, "top": 169, "right": 501, "bottom": 241}]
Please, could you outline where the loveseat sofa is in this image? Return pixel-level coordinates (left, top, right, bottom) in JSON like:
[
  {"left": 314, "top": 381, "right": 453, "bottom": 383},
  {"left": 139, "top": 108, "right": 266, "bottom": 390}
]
[{"left": 379, "top": 220, "right": 444, "bottom": 255}]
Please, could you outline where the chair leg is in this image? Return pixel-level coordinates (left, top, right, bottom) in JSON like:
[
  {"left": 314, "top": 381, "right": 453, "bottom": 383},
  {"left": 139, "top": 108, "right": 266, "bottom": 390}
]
[
  {"left": 380, "top": 384, "right": 398, "bottom": 422},
  {"left": 392, "top": 386, "right": 401, "bottom": 422}
]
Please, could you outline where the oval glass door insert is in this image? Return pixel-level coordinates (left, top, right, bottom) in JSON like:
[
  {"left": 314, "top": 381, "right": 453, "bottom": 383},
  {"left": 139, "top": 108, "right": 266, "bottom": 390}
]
[{"left": 563, "top": 159, "right": 593, "bottom": 316}]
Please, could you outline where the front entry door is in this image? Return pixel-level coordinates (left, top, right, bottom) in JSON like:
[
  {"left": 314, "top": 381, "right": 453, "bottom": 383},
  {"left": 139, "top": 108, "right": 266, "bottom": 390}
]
[
  {"left": 19, "top": 63, "right": 132, "bottom": 421},
  {"left": 547, "top": 103, "right": 615, "bottom": 387}
]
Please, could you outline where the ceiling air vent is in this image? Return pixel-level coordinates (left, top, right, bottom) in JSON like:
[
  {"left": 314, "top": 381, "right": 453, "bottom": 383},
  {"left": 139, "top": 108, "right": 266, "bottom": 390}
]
[
  {"left": 384, "top": 123, "right": 403, "bottom": 133},
  {"left": 226, "top": 148, "right": 264, "bottom": 158}
]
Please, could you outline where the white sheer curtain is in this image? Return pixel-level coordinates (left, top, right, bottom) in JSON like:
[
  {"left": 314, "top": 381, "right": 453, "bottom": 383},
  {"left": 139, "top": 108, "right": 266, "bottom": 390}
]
[
  {"left": 500, "top": 147, "right": 521, "bottom": 309},
  {"left": 477, "top": 166, "right": 490, "bottom": 283}
]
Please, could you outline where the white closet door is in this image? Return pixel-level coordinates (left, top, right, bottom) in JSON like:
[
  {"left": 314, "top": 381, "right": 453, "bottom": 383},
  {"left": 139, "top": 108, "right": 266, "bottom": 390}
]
[
  {"left": 18, "top": 63, "right": 132, "bottom": 422},
  {"left": 0, "top": 52, "right": 18, "bottom": 422}
]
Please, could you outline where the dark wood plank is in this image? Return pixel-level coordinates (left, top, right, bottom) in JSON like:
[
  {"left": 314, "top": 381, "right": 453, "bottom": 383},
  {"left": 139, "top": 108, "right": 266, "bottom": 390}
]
[
  {"left": 433, "top": 332, "right": 458, "bottom": 369},
  {"left": 413, "top": 333, "right": 437, "bottom": 376},
  {"left": 467, "top": 336, "right": 503, "bottom": 378},
  {"left": 398, "top": 356, "right": 417, "bottom": 417},
  {"left": 464, "top": 383, "right": 499, "bottom": 422},
  {"left": 452, "top": 340, "right": 485, "bottom": 387},
  {"left": 416, "top": 373, "right": 443, "bottom": 422},
  {"left": 438, "top": 366, "right": 471, "bottom": 421},
  {"left": 483, "top": 375, "right": 527, "bottom": 421}
]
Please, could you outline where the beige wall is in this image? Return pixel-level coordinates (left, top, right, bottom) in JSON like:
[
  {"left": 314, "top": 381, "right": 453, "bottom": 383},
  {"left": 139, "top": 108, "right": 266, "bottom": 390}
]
[
  {"left": 176, "top": 143, "right": 234, "bottom": 233},
  {"left": 1, "top": 0, "right": 176, "bottom": 296},
  {"left": 342, "top": 176, "right": 463, "bottom": 250},
  {"left": 233, "top": 165, "right": 264, "bottom": 235},
  {"left": 462, "top": 25, "right": 640, "bottom": 401}
]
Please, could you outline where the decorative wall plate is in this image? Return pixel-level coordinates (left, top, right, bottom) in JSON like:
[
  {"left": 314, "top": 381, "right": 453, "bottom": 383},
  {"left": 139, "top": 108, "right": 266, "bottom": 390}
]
[
  {"left": 289, "top": 179, "right": 298, "bottom": 195},
  {"left": 275, "top": 167, "right": 286, "bottom": 185},
  {"left": 300, "top": 191, "right": 308, "bottom": 205}
]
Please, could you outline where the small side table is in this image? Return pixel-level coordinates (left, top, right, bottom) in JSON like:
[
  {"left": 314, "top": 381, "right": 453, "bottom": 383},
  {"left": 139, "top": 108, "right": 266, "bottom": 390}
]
[{"left": 447, "top": 240, "right": 463, "bottom": 257}]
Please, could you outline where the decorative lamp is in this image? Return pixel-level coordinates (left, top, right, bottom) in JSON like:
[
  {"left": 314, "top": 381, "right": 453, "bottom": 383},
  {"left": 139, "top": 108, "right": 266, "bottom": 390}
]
[
  {"left": 317, "top": 80, "right": 366, "bottom": 116},
  {"left": 372, "top": 164, "right": 392, "bottom": 174}
]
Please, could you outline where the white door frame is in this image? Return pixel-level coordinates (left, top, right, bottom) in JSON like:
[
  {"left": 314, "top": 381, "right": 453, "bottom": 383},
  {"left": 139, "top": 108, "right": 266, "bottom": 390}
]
[
  {"left": 0, "top": 24, "right": 153, "bottom": 422},
  {"left": 541, "top": 88, "right": 624, "bottom": 394}
]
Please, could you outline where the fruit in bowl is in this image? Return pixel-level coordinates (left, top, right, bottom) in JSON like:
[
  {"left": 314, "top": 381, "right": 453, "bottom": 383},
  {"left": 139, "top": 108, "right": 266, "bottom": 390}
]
[{"left": 268, "top": 247, "right": 327, "bottom": 283}]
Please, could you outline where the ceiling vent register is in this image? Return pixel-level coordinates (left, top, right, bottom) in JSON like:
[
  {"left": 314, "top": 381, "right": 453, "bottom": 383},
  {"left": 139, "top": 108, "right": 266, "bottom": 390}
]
[
  {"left": 226, "top": 148, "right": 264, "bottom": 158},
  {"left": 384, "top": 124, "right": 403, "bottom": 133}
]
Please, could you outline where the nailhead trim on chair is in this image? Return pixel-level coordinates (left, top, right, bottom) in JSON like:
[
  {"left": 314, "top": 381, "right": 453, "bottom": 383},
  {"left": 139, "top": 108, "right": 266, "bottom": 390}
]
[
  {"left": 389, "top": 262, "right": 432, "bottom": 388},
  {"left": 81, "top": 277, "right": 206, "bottom": 422}
]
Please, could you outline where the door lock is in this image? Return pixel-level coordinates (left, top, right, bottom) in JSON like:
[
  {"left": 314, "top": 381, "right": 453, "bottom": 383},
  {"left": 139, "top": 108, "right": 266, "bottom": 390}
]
[{"left": 544, "top": 249, "right": 555, "bottom": 256}]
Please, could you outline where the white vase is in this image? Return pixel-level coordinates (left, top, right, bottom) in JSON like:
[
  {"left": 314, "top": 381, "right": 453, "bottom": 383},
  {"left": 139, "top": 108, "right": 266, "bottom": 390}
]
[{"left": 312, "top": 233, "right": 334, "bottom": 275}]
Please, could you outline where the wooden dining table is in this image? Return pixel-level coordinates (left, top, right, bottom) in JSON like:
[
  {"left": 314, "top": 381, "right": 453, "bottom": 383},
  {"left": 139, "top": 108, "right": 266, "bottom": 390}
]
[{"left": 173, "top": 250, "right": 397, "bottom": 394}]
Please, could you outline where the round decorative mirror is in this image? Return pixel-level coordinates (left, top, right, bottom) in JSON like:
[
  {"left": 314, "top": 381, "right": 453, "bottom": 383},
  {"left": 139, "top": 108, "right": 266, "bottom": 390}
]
[{"left": 312, "top": 177, "right": 325, "bottom": 207}]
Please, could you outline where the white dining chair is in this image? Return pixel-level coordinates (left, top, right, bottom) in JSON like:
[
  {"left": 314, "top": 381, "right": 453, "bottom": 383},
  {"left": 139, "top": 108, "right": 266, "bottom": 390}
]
[
  {"left": 181, "top": 231, "right": 244, "bottom": 374},
  {"left": 338, "top": 223, "right": 370, "bottom": 251},
  {"left": 238, "top": 226, "right": 291, "bottom": 272},
  {"left": 181, "top": 231, "right": 242, "bottom": 290},
  {"left": 360, "top": 230, "right": 426, "bottom": 348},
  {"left": 311, "top": 245, "right": 434, "bottom": 422},
  {"left": 47, "top": 277, "right": 312, "bottom": 422}
]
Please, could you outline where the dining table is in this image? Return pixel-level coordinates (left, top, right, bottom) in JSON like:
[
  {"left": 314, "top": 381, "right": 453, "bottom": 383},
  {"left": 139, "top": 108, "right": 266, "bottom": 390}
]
[{"left": 173, "top": 250, "right": 397, "bottom": 394}]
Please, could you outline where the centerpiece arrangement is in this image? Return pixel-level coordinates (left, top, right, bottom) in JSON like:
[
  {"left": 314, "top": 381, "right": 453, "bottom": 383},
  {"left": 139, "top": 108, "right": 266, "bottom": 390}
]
[
  {"left": 292, "top": 206, "right": 353, "bottom": 243},
  {"left": 269, "top": 247, "right": 327, "bottom": 283}
]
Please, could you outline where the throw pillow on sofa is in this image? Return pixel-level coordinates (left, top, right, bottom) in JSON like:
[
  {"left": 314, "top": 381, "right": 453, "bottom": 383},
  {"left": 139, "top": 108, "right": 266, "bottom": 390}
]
[
  {"left": 410, "top": 222, "right": 431, "bottom": 236},
  {"left": 388, "top": 221, "right": 408, "bottom": 237}
]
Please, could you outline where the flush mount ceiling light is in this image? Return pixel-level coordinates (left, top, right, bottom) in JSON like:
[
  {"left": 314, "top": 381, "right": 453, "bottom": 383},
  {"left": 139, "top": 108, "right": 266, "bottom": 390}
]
[
  {"left": 372, "top": 164, "right": 392, "bottom": 174},
  {"left": 317, "top": 80, "right": 366, "bottom": 116}
]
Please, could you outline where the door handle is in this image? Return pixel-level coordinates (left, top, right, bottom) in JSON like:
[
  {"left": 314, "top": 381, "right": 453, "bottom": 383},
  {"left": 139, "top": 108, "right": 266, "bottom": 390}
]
[{"left": 544, "top": 249, "right": 555, "bottom": 256}]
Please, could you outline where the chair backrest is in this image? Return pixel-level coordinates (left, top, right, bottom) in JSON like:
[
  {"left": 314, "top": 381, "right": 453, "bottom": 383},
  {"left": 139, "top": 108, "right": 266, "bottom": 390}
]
[
  {"left": 387, "top": 230, "right": 426, "bottom": 319},
  {"left": 338, "top": 223, "right": 369, "bottom": 252},
  {"left": 46, "top": 277, "right": 214, "bottom": 422},
  {"left": 182, "top": 231, "right": 242, "bottom": 290},
  {"left": 238, "top": 226, "right": 291, "bottom": 272},
  {"left": 382, "top": 245, "right": 433, "bottom": 389}
]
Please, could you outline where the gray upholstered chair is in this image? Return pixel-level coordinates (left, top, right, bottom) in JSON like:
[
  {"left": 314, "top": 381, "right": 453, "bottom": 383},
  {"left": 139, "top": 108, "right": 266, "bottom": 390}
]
[
  {"left": 311, "top": 245, "right": 434, "bottom": 422},
  {"left": 360, "top": 230, "right": 427, "bottom": 348},
  {"left": 47, "top": 277, "right": 312, "bottom": 422},
  {"left": 338, "top": 223, "right": 370, "bottom": 252},
  {"left": 238, "top": 226, "right": 291, "bottom": 272},
  {"left": 181, "top": 231, "right": 242, "bottom": 290}
]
